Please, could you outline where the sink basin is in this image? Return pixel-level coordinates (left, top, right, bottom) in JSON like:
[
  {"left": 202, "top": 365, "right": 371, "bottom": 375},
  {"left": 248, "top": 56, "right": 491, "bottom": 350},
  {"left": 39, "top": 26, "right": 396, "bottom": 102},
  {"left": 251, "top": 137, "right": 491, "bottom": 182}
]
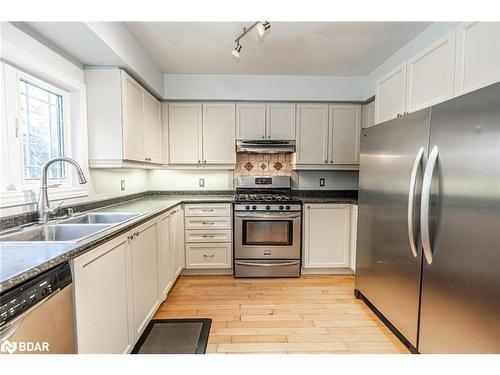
[
  {"left": 62, "top": 212, "right": 139, "bottom": 225},
  {"left": 0, "top": 224, "right": 112, "bottom": 243}
]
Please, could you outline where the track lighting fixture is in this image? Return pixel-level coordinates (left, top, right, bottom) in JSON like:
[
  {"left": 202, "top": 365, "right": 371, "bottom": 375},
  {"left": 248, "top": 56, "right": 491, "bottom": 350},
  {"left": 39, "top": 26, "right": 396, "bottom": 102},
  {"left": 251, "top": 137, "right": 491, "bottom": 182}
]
[
  {"left": 256, "top": 21, "right": 271, "bottom": 37},
  {"left": 232, "top": 21, "right": 271, "bottom": 58},
  {"left": 232, "top": 43, "right": 242, "bottom": 58}
]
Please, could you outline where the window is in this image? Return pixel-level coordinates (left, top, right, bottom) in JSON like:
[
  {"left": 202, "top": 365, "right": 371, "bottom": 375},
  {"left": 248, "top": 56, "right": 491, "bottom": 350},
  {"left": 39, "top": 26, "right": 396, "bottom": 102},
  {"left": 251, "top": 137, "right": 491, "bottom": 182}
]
[
  {"left": 1, "top": 61, "right": 88, "bottom": 209},
  {"left": 20, "top": 79, "right": 65, "bottom": 181}
]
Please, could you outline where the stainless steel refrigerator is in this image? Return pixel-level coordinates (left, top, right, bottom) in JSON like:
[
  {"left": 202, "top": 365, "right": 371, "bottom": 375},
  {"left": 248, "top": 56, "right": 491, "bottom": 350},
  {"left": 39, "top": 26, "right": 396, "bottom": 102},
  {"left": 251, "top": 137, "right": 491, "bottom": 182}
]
[{"left": 355, "top": 82, "right": 500, "bottom": 354}]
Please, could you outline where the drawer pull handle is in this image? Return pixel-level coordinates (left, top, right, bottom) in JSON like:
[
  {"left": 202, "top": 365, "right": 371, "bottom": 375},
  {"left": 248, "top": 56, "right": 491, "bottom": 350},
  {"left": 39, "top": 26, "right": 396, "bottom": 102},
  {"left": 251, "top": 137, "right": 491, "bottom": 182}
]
[
  {"left": 202, "top": 235, "right": 215, "bottom": 239},
  {"left": 203, "top": 254, "right": 215, "bottom": 258},
  {"left": 202, "top": 222, "right": 215, "bottom": 225},
  {"left": 202, "top": 209, "right": 214, "bottom": 212}
]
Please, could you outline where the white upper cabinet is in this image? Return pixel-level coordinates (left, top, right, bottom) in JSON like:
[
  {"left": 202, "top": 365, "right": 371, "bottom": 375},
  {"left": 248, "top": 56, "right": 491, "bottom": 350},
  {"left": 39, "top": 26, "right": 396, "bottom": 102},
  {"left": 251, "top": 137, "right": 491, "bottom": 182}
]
[
  {"left": 236, "top": 103, "right": 266, "bottom": 140},
  {"left": 86, "top": 68, "right": 162, "bottom": 167},
  {"left": 406, "top": 30, "right": 456, "bottom": 112},
  {"left": 143, "top": 91, "right": 162, "bottom": 163},
  {"left": 122, "top": 73, "right": 145, "bottom": 162},
  {"left": 295, "top": 104, "right": 329, "bottom": 165},
  {"left": 455, "top": 22, "right": 500, "bottom": 95},
  {"left": 329, "top": 104, "right": 361, "bottom": 165},
  {"left": 168, "top": 103, "right": 203, "bottom": 164},
  {"left": 202, "top": 103, "right": 236, "bottom": 164},
  {"left": 361, "top": 101, "right": 375, "bottom": 129},
  {"left": 266, "top": 103, "right": 296, "bottom": 140},
  {"left": 375, "top": 62, "right": 407, "bottom": 124}
]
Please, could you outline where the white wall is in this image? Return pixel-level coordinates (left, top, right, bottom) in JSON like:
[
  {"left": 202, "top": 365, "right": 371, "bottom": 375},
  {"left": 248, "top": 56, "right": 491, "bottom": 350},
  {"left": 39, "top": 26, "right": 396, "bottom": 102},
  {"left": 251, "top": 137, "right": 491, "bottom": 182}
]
[
  {"left": 164, "top": 74, "right": 366, "bottom": 101},
  {"left": 363, "top": 22, "right": 459, "bottom": 98},
  {"left": 85, "top": 22, "right": 164, "bottom": 97},
  {"left": 294, "top": 171, "right": 359, "bottom": 191},
  {"left": 148, "top": 170, "right": 234, "bottom": 191},
  {"left": 90, "top": 169, "right": 149, "bottom": 196}
]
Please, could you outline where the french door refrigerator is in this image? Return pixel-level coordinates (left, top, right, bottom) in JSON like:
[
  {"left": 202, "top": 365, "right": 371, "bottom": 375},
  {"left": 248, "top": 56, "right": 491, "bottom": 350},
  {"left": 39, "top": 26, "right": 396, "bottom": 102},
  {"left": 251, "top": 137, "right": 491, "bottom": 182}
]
[{"left": 355, "top": 82, "right": 500, "bottom": 354}]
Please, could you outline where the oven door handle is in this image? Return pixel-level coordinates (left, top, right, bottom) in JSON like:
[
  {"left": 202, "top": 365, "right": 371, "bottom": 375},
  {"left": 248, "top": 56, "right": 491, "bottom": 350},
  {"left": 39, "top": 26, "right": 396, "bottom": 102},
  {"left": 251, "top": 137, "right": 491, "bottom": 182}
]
[
  {"left": 235, "top": 261, "right": 300, "bottom": 267},
  {"left": 235, "top": 213, "right": 301, "bottom": 219}
]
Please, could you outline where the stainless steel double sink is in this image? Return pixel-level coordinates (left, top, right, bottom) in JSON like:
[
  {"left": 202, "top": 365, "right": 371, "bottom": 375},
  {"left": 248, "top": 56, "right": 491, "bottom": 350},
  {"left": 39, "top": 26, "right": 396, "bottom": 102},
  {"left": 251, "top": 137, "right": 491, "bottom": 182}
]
[{"left": 0, "top": 212, "right": 141, "bottom": 243}]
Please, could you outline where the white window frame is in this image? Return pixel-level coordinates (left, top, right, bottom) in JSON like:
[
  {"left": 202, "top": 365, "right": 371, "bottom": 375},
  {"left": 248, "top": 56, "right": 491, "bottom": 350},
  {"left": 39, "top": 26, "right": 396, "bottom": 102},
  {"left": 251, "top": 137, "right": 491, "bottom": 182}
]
[{"left": 0, "top": 61, "right": 88, "bottom": 209}]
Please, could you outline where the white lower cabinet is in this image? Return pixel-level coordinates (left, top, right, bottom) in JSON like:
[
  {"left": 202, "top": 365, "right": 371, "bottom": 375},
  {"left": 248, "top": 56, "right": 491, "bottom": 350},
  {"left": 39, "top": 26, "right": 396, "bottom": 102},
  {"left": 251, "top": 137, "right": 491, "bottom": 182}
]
[
  {"left": 185, "top": 243, "right": 232, "bottom": 268},
  {"left": 72, "top": 205, "right": 186, "bottom": 353},
  {"left": 303, "top": 204, "right": 351, "bottom": 269},
  {"left": 72, "top": 235, "right": 131, "bottom": 354},
  {"left": 129, "top": 221, "right": 160, "bottom": 340}
]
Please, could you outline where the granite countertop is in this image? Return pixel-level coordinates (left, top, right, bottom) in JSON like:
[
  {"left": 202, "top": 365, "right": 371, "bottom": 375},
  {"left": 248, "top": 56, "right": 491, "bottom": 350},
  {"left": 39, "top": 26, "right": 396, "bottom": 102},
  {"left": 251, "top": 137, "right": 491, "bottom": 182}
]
[
  {"left": 295, "top": 196, "right": 358, "bottom": 205},
  {"left": 0, "top": 194, "right": 234, "bottom": 293}
]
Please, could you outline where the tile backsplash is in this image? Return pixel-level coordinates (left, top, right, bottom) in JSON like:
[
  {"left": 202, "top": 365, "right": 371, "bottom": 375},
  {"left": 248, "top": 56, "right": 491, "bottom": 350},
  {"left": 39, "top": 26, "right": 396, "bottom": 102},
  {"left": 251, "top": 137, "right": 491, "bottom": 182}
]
[{"left": 235, "top": 153, "right": 292, "bottom": 177}]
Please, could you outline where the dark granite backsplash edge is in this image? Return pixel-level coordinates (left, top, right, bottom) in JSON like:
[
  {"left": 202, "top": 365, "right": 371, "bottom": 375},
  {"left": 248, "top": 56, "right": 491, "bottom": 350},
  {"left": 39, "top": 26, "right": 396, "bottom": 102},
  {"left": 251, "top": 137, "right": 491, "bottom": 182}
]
[{"left": 0, "top": 190, "right": 235, "bottom": 231}]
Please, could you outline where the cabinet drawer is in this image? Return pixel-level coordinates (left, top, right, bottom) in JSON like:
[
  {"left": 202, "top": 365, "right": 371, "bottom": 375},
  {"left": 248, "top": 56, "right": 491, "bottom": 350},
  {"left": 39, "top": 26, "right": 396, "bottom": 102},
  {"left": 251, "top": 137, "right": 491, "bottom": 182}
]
[
  {"left": 184, "top": 216, "right": 231, "bottom": 230},
  {"left": 185, "top": 243, "right": 232, "bottom": 269},
  {"left": 184, "top": 204, "right": 231, "bottom": 217},
  {"left": 185, "top": 229, "right": 232, "bottom": 243}
]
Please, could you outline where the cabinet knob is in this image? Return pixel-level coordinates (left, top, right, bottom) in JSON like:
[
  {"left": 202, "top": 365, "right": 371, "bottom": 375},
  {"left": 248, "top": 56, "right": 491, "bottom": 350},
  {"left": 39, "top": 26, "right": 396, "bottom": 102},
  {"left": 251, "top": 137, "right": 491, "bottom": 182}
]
[
  {"left": 330, "top": 160, "right": 333, "bottom": 163},
  {"left": 324, "top": 160, "right": 328, "bottom": 164},
  {"left": 203, "top": 160, "right": 207, "bottom": 164},
  {"left": 198, "top": 160, "right": 201, "bottom": 164},
  {"left": 127, "top": 235, "right": 134, "bottom": 240},
  {"left": 133, "top": 231, "right": 140, "bottom": 237},
  {"left": 268, "top": 136, "right": 271, "bottom": 139},
  {"left": 262, "top": 135, "right": 265, "bottom": 139}
]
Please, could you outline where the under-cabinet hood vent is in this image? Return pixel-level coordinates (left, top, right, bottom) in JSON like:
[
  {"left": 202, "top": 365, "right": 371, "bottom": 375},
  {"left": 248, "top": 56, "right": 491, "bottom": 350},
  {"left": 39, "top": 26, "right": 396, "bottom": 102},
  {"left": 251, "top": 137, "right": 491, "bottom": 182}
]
[{"left": 236, "top": 140, "right": 295, "bottom": 154}]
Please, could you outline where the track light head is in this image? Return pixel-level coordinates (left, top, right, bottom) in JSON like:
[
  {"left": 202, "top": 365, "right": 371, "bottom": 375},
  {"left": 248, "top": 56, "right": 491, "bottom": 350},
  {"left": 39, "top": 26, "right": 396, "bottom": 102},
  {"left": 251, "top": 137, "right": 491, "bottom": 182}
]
[
  {"left": 256, "top": 21, "right": 271, "bottom": 37},
  {"left": 232, "top": 43, "right": 242, "bottom": 58}
]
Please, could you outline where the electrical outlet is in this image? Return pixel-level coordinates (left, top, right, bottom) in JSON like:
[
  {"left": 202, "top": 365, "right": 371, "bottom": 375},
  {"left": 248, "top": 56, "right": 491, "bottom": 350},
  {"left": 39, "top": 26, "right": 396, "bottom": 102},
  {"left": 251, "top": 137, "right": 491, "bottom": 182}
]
[
  {"left": 319, "top": 178, "right": 325, "bottom": 187},
  {"left": 120, "top": 179, "right": 126, "bottom": 191},
  {"left": 199, "top": 178, "right": 205, "bottom": 188}
]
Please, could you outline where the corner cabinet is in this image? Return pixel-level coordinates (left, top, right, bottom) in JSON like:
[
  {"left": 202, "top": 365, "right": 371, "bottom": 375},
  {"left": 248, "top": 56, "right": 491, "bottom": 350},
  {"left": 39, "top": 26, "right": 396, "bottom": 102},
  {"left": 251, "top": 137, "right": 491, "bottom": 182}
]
[
  {"left": 86, "top": 68, "right": 163, "bottom": 167},
  {"left": 302, "top": 204, "right": 351, "bottom": 269},
  {"left": 168, "top": 102, "right": 236, "bottom": 167},
  {"left": 294, "top": 104, "right": 360, "bottom": 169}
]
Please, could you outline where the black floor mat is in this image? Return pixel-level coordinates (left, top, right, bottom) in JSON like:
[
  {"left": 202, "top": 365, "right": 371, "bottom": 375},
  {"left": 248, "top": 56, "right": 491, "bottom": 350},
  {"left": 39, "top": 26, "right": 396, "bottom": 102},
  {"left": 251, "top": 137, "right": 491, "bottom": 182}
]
[{"left": 131, "top": 318, "right": 212, "bottom": 354}]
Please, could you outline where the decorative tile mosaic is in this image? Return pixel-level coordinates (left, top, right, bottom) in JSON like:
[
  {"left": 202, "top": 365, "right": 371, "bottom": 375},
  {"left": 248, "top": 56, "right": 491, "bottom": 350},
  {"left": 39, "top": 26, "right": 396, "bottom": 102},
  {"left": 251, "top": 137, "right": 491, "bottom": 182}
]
[{"left": 235, "top": 153, "right": 292, "bottom": 176}]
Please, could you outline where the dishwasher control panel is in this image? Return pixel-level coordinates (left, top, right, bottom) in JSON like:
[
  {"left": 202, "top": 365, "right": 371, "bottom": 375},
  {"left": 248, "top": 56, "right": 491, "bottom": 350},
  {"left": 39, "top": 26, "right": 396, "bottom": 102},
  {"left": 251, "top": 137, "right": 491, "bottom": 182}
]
[{"left": 0, "top": 262, "right": 72, "bottom": 329}]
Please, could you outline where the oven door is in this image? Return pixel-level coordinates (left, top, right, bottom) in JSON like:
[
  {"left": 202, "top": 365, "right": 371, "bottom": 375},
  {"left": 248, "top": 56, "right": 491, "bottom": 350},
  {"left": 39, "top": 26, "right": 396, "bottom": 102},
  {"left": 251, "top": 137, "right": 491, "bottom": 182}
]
[{"left": 234, "top": 211, "right": 301, "bottom": 259}]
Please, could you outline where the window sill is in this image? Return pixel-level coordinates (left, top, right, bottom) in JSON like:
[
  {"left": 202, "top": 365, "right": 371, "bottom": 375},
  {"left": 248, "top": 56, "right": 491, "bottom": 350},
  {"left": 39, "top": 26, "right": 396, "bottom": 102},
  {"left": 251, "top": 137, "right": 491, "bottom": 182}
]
[{"left": 0, "top": 186, "right": 88, "bottom": 209}]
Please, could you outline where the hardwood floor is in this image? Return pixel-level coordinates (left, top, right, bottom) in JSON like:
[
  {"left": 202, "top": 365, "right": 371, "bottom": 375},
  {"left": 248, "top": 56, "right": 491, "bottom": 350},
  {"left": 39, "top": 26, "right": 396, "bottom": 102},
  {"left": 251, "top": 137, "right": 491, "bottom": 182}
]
[{"left": 154, "top": 275, "right": 409, "bottom": 354}]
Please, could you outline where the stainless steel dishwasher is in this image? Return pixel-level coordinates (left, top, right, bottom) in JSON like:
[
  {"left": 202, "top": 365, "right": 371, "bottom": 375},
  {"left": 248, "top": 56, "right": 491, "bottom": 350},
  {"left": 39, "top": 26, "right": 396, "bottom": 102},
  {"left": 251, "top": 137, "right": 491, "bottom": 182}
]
[{"left": 0, "top": 262, "right": 75, "bottom": 354}]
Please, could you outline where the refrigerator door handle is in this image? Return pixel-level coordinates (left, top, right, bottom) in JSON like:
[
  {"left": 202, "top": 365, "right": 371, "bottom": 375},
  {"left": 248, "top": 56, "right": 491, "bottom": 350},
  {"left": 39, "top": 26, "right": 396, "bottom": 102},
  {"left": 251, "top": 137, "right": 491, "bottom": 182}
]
[
  {"left": 421, "top": 145, "right": 439, "bottom": 265},
  {"left": 407, "top": 147, "right": 424, "bottom": 258}
]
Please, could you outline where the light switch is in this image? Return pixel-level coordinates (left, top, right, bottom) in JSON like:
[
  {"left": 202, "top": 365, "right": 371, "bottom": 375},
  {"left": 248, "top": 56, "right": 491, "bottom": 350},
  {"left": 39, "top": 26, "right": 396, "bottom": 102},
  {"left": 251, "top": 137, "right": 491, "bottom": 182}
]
[
  {"left": 120, "top": 179, "right": 126, "bottom": 191},
  {"left": 199, "top": 178, "right": 205, "bottom": 188},
  {"left": 319, "top": 178, "right": 325, "bottom": 187}
]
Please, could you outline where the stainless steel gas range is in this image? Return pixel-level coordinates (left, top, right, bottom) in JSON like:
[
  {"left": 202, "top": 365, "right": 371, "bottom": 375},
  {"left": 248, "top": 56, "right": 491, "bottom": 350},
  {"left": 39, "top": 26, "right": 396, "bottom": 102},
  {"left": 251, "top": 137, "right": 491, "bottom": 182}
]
[{"left": 233, "top": 176, "right": 302, "bottom": 278}]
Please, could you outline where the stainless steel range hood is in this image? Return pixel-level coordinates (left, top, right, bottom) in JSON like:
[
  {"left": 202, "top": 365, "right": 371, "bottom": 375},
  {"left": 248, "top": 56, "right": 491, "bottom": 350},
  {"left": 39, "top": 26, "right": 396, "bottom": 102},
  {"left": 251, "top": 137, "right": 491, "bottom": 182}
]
[{"left": 236, "top": 140, "right": 295, "bottom": 153}]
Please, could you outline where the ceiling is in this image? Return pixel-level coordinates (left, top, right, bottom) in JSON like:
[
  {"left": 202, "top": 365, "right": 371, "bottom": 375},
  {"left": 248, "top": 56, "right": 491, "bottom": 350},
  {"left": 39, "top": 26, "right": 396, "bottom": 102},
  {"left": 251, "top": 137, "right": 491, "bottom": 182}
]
[{"left": 126, "top": 22, "right": 431, "bottom": 76}]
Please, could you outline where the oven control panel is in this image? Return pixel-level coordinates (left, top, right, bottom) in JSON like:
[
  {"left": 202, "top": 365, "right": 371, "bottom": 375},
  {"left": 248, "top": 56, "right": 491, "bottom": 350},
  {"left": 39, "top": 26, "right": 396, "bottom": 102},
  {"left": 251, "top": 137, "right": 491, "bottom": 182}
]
[
  {"left": 255, "top": 177, "right": 272, "bottom": 185},
  {"left": 234, "top": 203, "right": 302, "bottom": 212}
]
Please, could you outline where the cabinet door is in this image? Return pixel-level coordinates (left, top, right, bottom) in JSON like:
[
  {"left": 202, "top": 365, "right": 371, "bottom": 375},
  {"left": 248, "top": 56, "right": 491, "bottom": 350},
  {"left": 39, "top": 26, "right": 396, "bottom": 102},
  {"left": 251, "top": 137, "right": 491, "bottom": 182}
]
[
  {"left": 161, "top": 102, "right": 169, "bottom": 164},
  {"left": 202, "top": 103, "right": 236, "bottom": 164},
  {"left": 143, "top": 92, "right": 162, "bottom": 163},
  {"left": 121, "top": 72, "right": 144, "bottom": 162},
  {"left": 295, "top": 104, "right": 329, "bottom": 164},
  {"left": 130, "top": 222, "right": 159, "bottom": 338},
  {"left": 168, "top": 103, "right": 202, "bottom": 164},
  {"left": 236, "top": 103, "right": 266, "bottom": 140},
  {"left": 361, "top": 101, "right": 375, "bottom": 129},
  {"left": 266, "top": 103, "right": 296, "bottom": 140},
  {"left": 303, "top": 204, "right": 350, "bottom": 268},
  {"left": 375, "top": 62, "right": 407, "bottom": 124},
  {"left": 455, "top": 22, "right": 500, "bottom": 95},
  {"left": 329, "top": 104, "right": 361, "bottom": 165},
  {"left": 157, "top": 212, "right": 172, "bottom": 301},
  {"left": 406, "top": 30, "right": 456, "bottom": 112},
  {"left": 72, "top": 236, "right": 130, "bottom": 354},
  {"left": 170, "top": 209, "right": 185, "bottom": 278}
]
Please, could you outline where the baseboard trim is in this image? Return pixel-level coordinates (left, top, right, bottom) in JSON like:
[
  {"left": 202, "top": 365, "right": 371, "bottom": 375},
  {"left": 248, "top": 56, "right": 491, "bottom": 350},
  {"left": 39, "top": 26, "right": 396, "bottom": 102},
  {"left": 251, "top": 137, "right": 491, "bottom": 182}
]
[
  {"left": 301, "top": 267, "right": 354, "bottom": 275},
  {"left": 181, "top": 268, "right": 233, "bottom": 276}
]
